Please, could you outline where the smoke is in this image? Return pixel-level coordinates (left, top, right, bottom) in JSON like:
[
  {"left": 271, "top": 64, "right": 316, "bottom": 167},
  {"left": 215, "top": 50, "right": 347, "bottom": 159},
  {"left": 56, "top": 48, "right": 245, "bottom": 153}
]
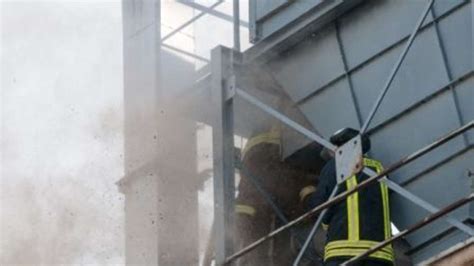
[
  {"left": 0, "top": 1, "right": 308, "bottom": 265},
  {"left": 1, "top": 1, "right": 124, "bottom": 265}
]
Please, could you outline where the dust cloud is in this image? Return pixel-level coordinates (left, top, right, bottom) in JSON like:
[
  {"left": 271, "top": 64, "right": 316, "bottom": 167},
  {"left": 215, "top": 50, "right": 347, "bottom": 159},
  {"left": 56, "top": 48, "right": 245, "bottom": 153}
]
[
  {"left": 1, "top": 1, "right": 275, "bottom": 265},
  {"left": 1, "top": 1, "right": 124, "bottom": 264}
]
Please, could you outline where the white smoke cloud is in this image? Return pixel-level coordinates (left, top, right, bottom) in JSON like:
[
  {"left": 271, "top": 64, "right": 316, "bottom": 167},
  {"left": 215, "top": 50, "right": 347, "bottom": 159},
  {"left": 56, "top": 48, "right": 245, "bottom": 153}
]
[{"left": 1, "top": 1, "right": 124, "bottom": 264}]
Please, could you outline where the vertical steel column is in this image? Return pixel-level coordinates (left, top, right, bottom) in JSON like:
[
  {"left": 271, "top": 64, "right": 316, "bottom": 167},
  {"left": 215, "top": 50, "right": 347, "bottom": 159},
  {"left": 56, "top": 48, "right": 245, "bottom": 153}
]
[
  {"left": 211, "top": 46, "right": 236, "bottom": 265},
  {"left": 249, "top": 0, "right": 258, "bottom": 43},
  {"left": 233, "top": 0, "right": 241, "bottom": 52}
]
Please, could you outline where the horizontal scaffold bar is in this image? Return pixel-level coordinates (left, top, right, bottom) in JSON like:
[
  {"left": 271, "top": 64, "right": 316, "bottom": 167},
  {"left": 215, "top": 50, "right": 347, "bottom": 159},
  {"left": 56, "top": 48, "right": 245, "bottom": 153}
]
[
  {"left": 342, "top": 193, "right": 474, "bottom": 265},
  {"left": 224, "top": 121, "right": 474, "bottom": 264}
]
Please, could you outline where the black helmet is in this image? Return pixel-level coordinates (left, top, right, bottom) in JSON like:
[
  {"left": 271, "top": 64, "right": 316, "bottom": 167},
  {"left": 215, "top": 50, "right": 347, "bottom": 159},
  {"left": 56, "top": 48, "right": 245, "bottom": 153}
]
[{"left": 330, "top": 128, "right": 371, "bottom": 154}]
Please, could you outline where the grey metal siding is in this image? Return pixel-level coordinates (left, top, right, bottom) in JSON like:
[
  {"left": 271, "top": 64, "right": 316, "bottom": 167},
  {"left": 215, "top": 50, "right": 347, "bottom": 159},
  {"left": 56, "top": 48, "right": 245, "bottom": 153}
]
[
  {"left": 433, "top": 0, "right": 466, "bottom": 17},
  {"left": 437, "top": 3, "right": 473, "bottom": 80},
  {"left": 263, "top": 0, "right": 473, "bottom": 262},
  {"left": 249, "top": 0, "right": 348, "bottom": 43},
  {"left": 300, "top": 78, "right": 360, "bottom": 138},
  {"left": 456, "top": 76, "right": 474, "bottom": 143},
  {"left": 369, "top": 91, "right": 466, "bottom": 183},
  {"left": 338, "top": 0, "right": 433, "bottom": 69},
  {"left": 269, "top": 25, "right": 345, "bottom": 102},
  {"left": 255, "top": 0, "right": 289, "bottom": 21},
  {"left": 350, "top": 26, "right": 449, "bottom": 128},
  {"left": 411, "top": 225, "right": 470, "bottom": 263},
  {"left": 393, "top": 149, "right": 473, "bottom": 247}
]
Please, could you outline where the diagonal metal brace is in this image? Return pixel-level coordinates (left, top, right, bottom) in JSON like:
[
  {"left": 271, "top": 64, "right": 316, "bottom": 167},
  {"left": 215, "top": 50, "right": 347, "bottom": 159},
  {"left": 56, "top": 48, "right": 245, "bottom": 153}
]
[
  {"left": 360, "top": 0, "right": 435, "bottom": 133},
  {"left": 341, "top": 193, "right": 474, "bottom": 266},
  {"left": 293, "top": 185, "right": 339, "bottom": 266},
  {"left": 235, "top": 88, "right": 336, "bottom": 151},
  {"left": 224, "top": 122, "right": 473, "bottom": 264},
  {"left": 238, "top": 165, "right": 322, "bottom": 261},
  {"left": 362, "top": 167, "right": 474, "bottom": 236}
]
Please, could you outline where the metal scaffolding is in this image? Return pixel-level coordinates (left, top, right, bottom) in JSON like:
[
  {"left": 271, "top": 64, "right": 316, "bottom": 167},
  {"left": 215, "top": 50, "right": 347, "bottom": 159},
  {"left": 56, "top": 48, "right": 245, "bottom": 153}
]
[
  {"left": 210, "top": 1, "right": 474, "bottom": 265},
  {"left": 122, "top": 0, "right": 472, "bottom": 264}
]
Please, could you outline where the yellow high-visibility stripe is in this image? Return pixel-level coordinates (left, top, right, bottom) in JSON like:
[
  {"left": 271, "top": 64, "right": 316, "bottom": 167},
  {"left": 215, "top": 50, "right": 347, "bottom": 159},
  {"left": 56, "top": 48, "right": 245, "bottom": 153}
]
[
  {"left": 325, "top": 240, "right": 394, "bottom": 255},
  {"left": 325, "top": 248, "right": 393, "bottom": 258},
  {"left": 345, "top": 178, "right": 353, "bottom": 239},
  {"left": 366, "top": 158, "right": 391, "bottom": 240},
  {"left": 363, "top": 158, "right": 383, "bottom": 171},
  {"left": 322, "top": 223, "right": 329, "bottom": 231},
  {"left": 241, "top": 130, "right": 280, "bottom": 159},
  {"left": 325, "top": 248, "right": 393, "bottom": 260},
  {"left": 364, "top": 158, "right": 392, "bottom": 240},
  {"left": 325, "top": 240, "right": 394, "bottom": 262},
  {"left": 299, "top": 185, "right": 317, "bottom": 202},
  {"left": 325, "top": 249, "right": 394, "bottom": 262},
  {"left": 325, "top": 239, "right": 392, "bottom": 249},
  {"left": 235, "top": 204, "right": 256, "bottom": 217},
  {"left": 323, "top": 158, "right": 395, "bottom": 262},
  {"left": 381, "top": 182, "right": 391, "bottom": 239},
  {"left": 346, "top": 175, "right": 359, "bottom": 241}
]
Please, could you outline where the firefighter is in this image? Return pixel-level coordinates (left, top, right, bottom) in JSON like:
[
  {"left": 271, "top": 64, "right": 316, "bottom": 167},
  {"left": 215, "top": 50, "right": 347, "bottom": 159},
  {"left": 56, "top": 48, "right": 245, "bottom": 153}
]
[
  {"left": 234, "top": 126, "right": 323, "bottom": 265},
  {"left": 305, "top": 128, "right": 394, "bottom": 266}
]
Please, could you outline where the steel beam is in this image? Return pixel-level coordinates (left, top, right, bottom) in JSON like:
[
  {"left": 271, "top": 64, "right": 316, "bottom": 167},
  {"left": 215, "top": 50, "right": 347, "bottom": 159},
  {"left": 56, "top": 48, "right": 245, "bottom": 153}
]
[
  {"left": 366, "top": 165, "right": 470, "bottom": 237},
  {"left": 341, "top": 193, "right": 474, "bottom": 265},
  {"left": 162, "top": 43, "right": 210, "bottom": 62},
  {"left": 233, "top": 0, "right": 240, "bottom": 52},
  {"left": 238, "top": 165, "right": 321, "bottom": 262},
  {"left": 235, "top": 88, "right": 336, "bottom": 151},
  {"left": 361, "top": 0, "right": 435, "bottom": 134},
  {"left": 177, "top": 0, "right": 249, "bottom": 28},
  {"left": 417, "top": 236, "right": 474, "bottom": 265},
  {"left": 358, "top": 166, "right": 474, "bottom": 236},
  {"left": 406, "top": 218, "right": 473, "bottom": 256},
  {"left": 401, "top": 145, "right": 473, "bottom": 187},
  {"left": 381, "top": 176, "right": 473, "bottom": 236},
  {"left": 237, "top": 166, "right": 289, "bottom": 225},
  {"left": 237, "top": 82, "right": 474, "bottom": 239},
  {"left": 211, "top": 46, "right": 236, "bottom": 265},
  {"left": 161, "top": 0, "right": 224, "bottom": 42},
  {"left": 224, "top": 121, "right": 473, "bottom": 264},
  {"left": 293, "top": 185, "right": 339, "bottom": 266}
]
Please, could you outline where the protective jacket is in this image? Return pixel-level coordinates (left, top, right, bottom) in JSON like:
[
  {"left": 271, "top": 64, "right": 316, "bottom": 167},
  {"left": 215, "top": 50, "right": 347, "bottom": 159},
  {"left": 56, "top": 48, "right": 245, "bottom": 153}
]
[
  {"left": 235, "top": 129, "right": 322, "bottom": 265},
  {"left": 307, "top": 157, "right": 394, "bottom": 265}
]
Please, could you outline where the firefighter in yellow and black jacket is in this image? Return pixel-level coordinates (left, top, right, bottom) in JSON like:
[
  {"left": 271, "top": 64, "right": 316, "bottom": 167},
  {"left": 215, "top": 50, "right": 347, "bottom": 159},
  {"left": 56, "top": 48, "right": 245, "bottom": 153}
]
[
  {"left": 234, "top": 126, "right": 324, "bottom": 265},
  {"left": 306, "top": 128, "right": 394, "bottom": 266}
]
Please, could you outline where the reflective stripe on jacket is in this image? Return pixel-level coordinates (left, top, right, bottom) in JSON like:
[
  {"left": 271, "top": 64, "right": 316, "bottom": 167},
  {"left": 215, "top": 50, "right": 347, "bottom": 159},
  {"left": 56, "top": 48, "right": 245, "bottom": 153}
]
[
  {"left": 241, "top": 128, "right": 281, "bottom": 160},
  {"left": 308, "top": 158, "right": 394, "bottom": 264}
]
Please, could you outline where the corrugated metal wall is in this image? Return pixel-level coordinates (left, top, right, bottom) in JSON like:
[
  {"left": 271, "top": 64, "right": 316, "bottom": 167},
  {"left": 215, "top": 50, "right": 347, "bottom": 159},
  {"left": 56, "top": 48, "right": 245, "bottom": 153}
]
[{"left": 257, "top": 0, "right": 472, "bottom": 263}]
